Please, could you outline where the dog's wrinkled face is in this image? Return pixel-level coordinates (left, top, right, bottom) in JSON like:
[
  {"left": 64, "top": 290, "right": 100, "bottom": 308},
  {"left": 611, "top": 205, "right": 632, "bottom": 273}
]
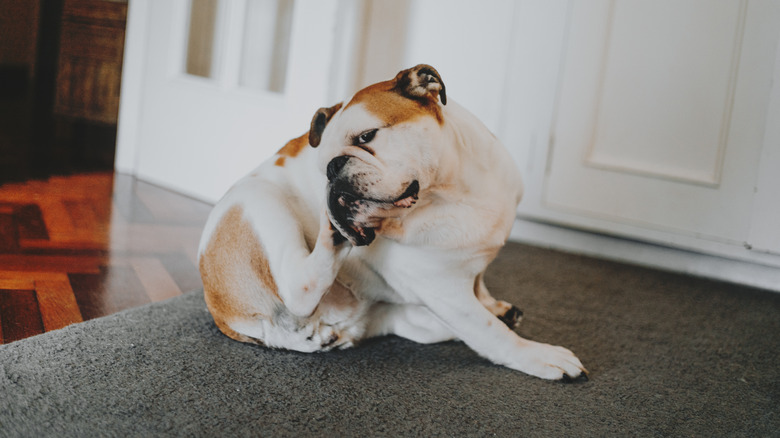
[{"left": 309, "top": 65, "right": 447, "bottom": 246}]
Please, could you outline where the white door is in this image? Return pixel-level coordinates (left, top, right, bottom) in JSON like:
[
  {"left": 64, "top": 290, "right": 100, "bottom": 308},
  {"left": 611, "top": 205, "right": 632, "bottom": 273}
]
[
  {"left": 116, "top": 0, "right": 357, "bottom": 202},
  {"left": 532, "top": 0, "right": 780, "bottom": 254}
]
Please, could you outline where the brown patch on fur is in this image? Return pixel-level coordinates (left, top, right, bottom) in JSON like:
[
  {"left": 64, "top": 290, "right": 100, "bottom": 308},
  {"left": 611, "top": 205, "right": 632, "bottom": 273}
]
[
  {"left": 346, "top": 80, "right": 444, "bottom": 126},
  {"left": 212, "top": 317, "right": 265, "bottom": 345},
  {"left": 309, "top": 102, "right": 344, "bottom": 147},
  {"left": 275, "top": 132, "right": 310, "bottom": 166},
  {"left": 200, "top": 205, "right": 279, "bottom": 343}
]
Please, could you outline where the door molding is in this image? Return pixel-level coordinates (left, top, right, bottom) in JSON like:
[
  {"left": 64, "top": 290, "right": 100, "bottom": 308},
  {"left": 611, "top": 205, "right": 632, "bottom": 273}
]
[
  {"left": 581, "top": 0, "right": 748, "bottom": 187},
  {"left": 115, "top": 0, "right": 150, "bottom": 174}
]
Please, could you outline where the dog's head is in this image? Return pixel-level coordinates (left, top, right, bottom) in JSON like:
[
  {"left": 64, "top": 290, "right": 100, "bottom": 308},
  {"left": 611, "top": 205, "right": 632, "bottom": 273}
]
[{"left": 309, "top": 64, "right": 448, "bottom": 246}]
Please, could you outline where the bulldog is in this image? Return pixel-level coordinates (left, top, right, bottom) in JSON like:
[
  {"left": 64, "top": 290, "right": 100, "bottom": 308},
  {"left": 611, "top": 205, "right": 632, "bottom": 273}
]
[{"left": 198, "top": 65, "right": 587, "bottom": 381}]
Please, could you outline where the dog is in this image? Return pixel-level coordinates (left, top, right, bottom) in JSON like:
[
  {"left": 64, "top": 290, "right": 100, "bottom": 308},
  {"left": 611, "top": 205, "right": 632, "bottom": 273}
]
[{"left": 198, "top": 65, "right": 587, "bottom": 381}]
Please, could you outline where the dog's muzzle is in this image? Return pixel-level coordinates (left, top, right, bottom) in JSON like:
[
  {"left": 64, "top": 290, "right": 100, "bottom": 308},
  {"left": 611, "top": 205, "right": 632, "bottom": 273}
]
[{"left": 326, "top": 156, "right": 419, "bottom": 246}]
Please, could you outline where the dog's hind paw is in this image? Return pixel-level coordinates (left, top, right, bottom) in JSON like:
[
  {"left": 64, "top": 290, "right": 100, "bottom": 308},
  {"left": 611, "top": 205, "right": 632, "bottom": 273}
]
[
  {"left": 498, "top": 305, "right": 523, "bottom": 329},
  {"left": 560, "top": 371, "right": 589, "bottom": 384}
]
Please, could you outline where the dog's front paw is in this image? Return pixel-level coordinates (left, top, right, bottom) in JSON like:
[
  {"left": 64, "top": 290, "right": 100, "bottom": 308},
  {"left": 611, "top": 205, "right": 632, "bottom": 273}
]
[
  {"left": 330, "top": 223, "right": 348, "bottom": 247},
  {"left": 509, "top": 341, "right": 588, "bottom": 382},
  {"left": 376, "top": 218, "right": 405, "bottom": 241},
  {"left": 318, "top": 208, "right": 350, "bottom": 248}
]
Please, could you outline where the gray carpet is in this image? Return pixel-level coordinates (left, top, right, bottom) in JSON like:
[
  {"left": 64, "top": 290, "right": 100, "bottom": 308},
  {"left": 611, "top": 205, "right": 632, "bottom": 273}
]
[{"left": 1, "top": 243, "right": 779, "bottom": 437}]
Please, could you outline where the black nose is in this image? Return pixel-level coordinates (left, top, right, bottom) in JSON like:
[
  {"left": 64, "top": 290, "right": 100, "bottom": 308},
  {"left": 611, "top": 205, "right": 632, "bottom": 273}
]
[{"left": 327, "top": 156, "right": 350, "bottom": 181}]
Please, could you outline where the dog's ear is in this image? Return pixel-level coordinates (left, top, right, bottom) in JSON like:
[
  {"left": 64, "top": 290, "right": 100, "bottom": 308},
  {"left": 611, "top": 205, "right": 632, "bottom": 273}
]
[
  {"left": 394, "top": 64, "right": 447, "bottom": 105},
  {"left": 309, "top": 102, "right": 343, "bottom": 147}
]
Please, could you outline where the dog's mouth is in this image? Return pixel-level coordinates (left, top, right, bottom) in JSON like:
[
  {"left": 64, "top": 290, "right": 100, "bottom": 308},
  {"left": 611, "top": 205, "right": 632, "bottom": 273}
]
[
  {"left": 327, "top": 187, "right": 376, "bottom": 247},
  {"left": 327, "top": 180, "right": 419, "bottom": 246}
]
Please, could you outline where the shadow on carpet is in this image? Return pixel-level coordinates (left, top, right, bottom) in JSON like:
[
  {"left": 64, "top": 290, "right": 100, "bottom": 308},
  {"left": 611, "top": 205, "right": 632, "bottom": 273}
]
[{"left": 1, "top": 243, "right": 779, "bottom": 437}]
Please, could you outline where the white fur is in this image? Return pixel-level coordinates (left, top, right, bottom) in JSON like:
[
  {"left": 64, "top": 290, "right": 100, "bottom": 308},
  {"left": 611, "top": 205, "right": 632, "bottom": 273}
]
[{"left": 198, "top": 96, "right": 587, "bottom": 380}]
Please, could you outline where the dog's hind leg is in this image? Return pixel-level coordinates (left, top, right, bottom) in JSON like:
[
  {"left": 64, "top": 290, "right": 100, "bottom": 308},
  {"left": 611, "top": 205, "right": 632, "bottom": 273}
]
[
  {"left": 364, "top": 303, "right": 455, "bottom": 344},
  {"left": 374, "top": 247, "right": 586, "bottom": 381},
  {"left": 474, "top": 273, "right": 523, "bottom": 330}
]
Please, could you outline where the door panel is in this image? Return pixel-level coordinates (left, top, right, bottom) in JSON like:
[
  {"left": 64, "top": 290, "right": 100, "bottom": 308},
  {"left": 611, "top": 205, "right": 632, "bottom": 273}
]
[
  {"left": 546, "top": 0, "right": 779, "bottom": 244},
  {"left": 585, "top": 0, "right": 744, "bottom": 186}
]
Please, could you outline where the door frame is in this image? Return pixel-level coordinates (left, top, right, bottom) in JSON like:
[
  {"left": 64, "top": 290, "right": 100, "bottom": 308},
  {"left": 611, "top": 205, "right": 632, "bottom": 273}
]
[{"left": 115, "top": 0, "right": 149, "bottom": 175}]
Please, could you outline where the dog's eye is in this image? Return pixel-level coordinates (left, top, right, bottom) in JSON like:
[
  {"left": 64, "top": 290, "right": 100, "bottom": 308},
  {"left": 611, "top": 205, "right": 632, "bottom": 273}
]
[{"left": 356, "top": 129, "right": 378, "bottom": 145}]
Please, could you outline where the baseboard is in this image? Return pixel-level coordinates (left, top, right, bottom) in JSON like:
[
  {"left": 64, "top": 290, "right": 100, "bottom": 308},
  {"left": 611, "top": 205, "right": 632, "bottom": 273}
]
[{"left": 509, "top": 218, "right": 780, "bottom": 293}]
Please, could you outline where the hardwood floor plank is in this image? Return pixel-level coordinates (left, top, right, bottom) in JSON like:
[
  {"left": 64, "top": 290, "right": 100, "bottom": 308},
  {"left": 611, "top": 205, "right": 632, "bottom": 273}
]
[
  {"left": 129, "top": 257, "right": 183, "bottom": 302},
  {"left": 0, "top": 289, "right": 45, "bottom": 343},
  {"left": 44, "top": 174, "right": 114, "bottom": 198},
  {"left": 36, "top": 274, "right": 84, "bottom": 331},
  {"left": 64, "top": 274, "right": 103, "bottom": 321},
  {"left": 65, "top": 199, "right": 101, "bottom": 231},
  {"left": 0, "top": 171, "right": 213, "bottom": 343},
  {"left": 38, "top": 199, "right": 77, "bottom": 238},
  {"left": 0, "top": 271, "right": 82, "bottom": 281},
  {"left": 0, "top": 211, "right": 18, "bottom": 252},
  {"left": 134, "top": 180, "right": 212, "bottom": 226},
  {"left": 17, "top": 237, "right": 108, "bottom": 251},
  {"left": 69, "top": 265, "right": 150, "bottom": 320},
  {"left": 111, "top": 173, "right": 158, "bottom": 223},
  {"left": 0, "top": 254, "right": 104, "bottom": 273},
  {"left": 185, "top": 244, "right": 200, "bottom": 268},
  {"left": 17, "top": 204, "right": 50, "bottom": 240},
  {"left": 159, "top": 253, "right": 203, "bottom": 293},
  {"left": 108, "top": 223, "right": 203, "bottom": 253},
  {"left": 0, "top": 279, "right": 36, "bottom": 290}
]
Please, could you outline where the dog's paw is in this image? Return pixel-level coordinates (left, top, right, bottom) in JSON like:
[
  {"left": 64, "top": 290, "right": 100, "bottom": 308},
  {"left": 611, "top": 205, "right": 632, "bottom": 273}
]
[
  {"left": 305, "top": 326, "right": 356, "bottom": 352},
  {"left": 318, "top": 208, "right": 349, "bottom": 248},
  {"left": 376, "top": 218, "right": 404, "bottom": 241},
  {"left": 330, "top": 225, "right": 348, "bottom": 247},
  {"left": 509, "top": 341, "right": 588, "bottom": 381},
  {"left": 497, "top": 305, "right": 523, "bottom": 330}
]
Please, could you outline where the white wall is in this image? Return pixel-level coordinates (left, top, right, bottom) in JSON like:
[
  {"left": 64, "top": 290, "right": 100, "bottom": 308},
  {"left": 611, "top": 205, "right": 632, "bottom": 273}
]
[{"left": 401, "top": 0, "right": 516, "bottom": 136}]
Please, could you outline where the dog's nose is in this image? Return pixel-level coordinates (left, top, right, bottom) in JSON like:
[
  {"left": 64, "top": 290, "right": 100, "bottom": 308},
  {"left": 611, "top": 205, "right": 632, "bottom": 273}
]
[{"left": 327, "top": 156, "right": 350, "bottom": 181}]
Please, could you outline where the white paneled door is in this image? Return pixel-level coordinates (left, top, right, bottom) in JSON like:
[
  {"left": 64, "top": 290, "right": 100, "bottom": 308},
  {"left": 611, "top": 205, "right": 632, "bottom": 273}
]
[
  {"left": 117, "top": 0, "right": 354, "bottom": 202},
  {"left": 542, "top": 0, "right": 780, "bottom": 251}
]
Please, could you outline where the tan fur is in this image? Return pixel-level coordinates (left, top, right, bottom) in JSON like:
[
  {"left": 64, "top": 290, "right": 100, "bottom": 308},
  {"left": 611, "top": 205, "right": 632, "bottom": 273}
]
[
  {"left": 200, "top": 205, "right": 279, "bottom": 343},
  {"left": 274, "top": 132, "right": 310, "bottom": 166},
  {"left": 346, "top": 80, "right": 444, "bottom": 126}
]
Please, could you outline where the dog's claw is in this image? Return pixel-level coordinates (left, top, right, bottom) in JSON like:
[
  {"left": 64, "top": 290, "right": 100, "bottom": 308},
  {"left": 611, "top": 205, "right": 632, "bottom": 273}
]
[
  {"left": 322, "top": 333, "right": 340, "bottom": 348},
  {"left": 498, "top": 305, "right": 523, "bottom": 329},
  {"left": 328, "top": 220, "right": 348, "bottom": 246},
  {"left": 560, "top": 372, "right": 589, "bottom": 384}
]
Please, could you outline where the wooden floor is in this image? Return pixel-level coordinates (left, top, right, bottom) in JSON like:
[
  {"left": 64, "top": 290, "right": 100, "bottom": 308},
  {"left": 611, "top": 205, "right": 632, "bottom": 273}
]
[{"left": 0, "top": 172, "right": 213, "bottom": 344}]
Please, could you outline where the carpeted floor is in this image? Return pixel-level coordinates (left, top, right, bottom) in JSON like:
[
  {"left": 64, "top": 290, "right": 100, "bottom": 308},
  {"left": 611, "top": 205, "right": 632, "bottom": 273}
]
[{"left": 1, "top": 242, "right": 778, "bottom": 437}]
